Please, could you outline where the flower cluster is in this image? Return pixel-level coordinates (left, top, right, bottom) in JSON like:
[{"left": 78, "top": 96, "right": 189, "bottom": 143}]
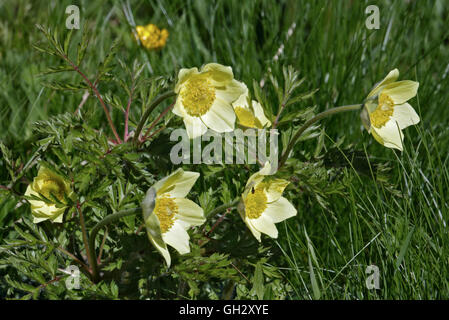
[
  {"left": 25, "top": 59, "right": 421, "bottom": 267},
  {"left": 135, "top": 23, "right": 169, "bottom": 50}
]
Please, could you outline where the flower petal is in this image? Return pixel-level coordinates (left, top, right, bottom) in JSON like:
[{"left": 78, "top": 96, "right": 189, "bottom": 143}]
[
  {"left": 231, "top": 84, "right": 250, "bottom": 110},
  {"left": 53, "top": 212, "right": 64, "bottom": 223},
  {"left": 252, "top": 100, "right": 271, "bottom": 127},
  {"left": 184, "top": 115, "right": 208, "bottom": 139},
  {"left": 25, "top": 185, "right": 45, "bottom": 209},
  {"left": 371, "top": 120, "right": 404, "bottom": 151},
  {"left": 264, "top": 179, "right": 290, "bottom": 203},
  {"left": 162, "top": 222, "right": 190, "bottom": 255},
  {"left": 382, "top": 80, "right": 419, "bottom": 104},
  {"left": 216, "top": 79, "right": 247, "bottom": 103},
  {"left": 391, "top": 103, "right": 420, "bottom": 129},
  {"left": 142, "top": 187, "right": 157, "bottom": 221},
  {"left": 153, "top": 169, "right": 200, "bottom": 198},
  {"left": 249, "top": 214, "right": 278, "bottom": 239},
  {"left": 175, "top": 67, "right": 199, "bottom": 93},
  {"left": 143, "top": 206, "right": 171, "bottom": 266},
  {"left": 33, "top": 216, "right": 49, "bottom": 224},
  {"left": 201, "top": 97, "right": 236, "bottom": 133},
  {"left": 201, "top": 63, "right": 233, "bottom": 84},
  {"left": 244, "top": 216, "right": 262, "bottom": 242},
  {"left": 360, "top": 105, "right": 372, "bottom": 131},
  {"left": 148, "top": 231, "right": 171, "bottom": 267},
  {"left": 367, "top": 69, "right": 399, "bottom": 98},
  {"left": 245, "top": 161, "right": 272, "bottom": 190},
  {"left": 264, "top": 197, "right": 297, "bottom": 223},
  {"left": 172, "top": 98, "right": 186, "bottom": 117},
  {"left": 173, "top": 198, "right": 205, "bottom": 227},
  {"left": 173, "top": 99, "right": 208, "bottom": 139}
]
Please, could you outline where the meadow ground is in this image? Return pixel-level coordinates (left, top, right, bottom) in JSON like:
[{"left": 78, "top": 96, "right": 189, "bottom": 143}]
[{"left": 0, "top": 0, "right": 448, "bottom": 299}]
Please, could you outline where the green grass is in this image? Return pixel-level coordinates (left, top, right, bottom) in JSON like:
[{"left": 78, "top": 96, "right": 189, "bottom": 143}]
[{"left": 1, "top": 0, "right": 449, "bottom": 299}]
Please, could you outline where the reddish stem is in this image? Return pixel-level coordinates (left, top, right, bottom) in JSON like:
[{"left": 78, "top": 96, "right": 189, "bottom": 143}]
[
  {"left": 206, "top": 208, "right": 231, "bottom": 238},
  {"left": 272, "top": 102, "right": 286, "bottom": 129},
  {"left": 140, "top": 102, "right": 174, "bottom": 144},
  {"left": 62, "top": 54, "right": 122, "bottom": 144}
]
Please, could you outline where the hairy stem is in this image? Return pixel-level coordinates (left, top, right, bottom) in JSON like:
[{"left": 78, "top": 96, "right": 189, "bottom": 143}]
[
  {"left": 279, "top": 104, "right": 362, "bottom": 168},
  {"left": 76, "top": 203, "right": 94, "bottom": 277},
  {"left": 206, "top": 198, "right": 240, "bottom": 218},
  {"left": 272, "top": 101, "right": 287, "bottom": 129}
]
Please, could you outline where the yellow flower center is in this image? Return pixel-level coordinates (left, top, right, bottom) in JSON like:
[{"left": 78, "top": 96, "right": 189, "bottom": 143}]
[
  {"left": 370, "top": 93, "right": 394, "bottom": 128},
  {"left": 181, "top": 77, "right": 216, "bottom": 117},
  {"left": 154, "top": 195, "right": 178, "bottom": 233},
  {"left": 235, "top": 107, "right": 263, "bottom": 128},
  {"left": 244, "top": 185, "right": 267, "bottom": 219},
  {"left": 36, "top": 178, "right": 66, "bottom": 201}
]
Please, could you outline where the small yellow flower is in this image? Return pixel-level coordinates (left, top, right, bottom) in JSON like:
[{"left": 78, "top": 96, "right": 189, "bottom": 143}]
[
  {"left": 232, "top": 86, "right": 271, "bottom": 129},
  {"left": 173, "top": 63, "right": 246, "bottom": 139},
  {"left": 238, "top": 162, "right": 297, "bottom": 242},
  {"left": 135, "top": 24, "right": 169, "bottom": 50},
  {"left": 361, "top": 69, "right": 420, "bottom": 151},
  {"left": 141, "top": 169, "right": 205, "bottom": 267},
  {"left": 25, "top": 166, "right": 73, "bottom": 223}
]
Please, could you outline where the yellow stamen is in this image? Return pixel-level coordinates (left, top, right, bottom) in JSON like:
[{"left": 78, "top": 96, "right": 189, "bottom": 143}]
[
  {"left": 244, "top": 185, "right": 267, "bottom": 219},
  {"left": 181, "top": 77, "right": 216, "bottom": 117},
  {"left": 370, "top": 93, "right": 394, "bottom": 128},
  {"left": 154, "top": 195, "right": 178, "bottom": 233}
]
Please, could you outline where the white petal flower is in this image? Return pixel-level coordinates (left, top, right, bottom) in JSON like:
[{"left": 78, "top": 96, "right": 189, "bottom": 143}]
[
  {"left": 25, "top": 166, "right": 74, "bottom": 224},
  {"left": 362, "top": 69, "right": 420, "bottom": 151},
  {"left": 238, "top": 162, "right": 297, "bottom": 242},
  {"left": 173, "top": 63, "right": 246, "bottom": 139},
  {"left": 142, "top": 169, "right": 205, "bottom": 267}
]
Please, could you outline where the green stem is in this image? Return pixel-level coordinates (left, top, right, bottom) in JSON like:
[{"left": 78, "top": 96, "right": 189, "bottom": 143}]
[
  {"left": 76, "top": 203, "right": 94, "bottom": 275},
  {"left": 279, "top": 104, "right": 362, "bottom": 168},
  {"left": 133, "top": 91, "right": 176, "bottom": 144},
  {"left": 206, "top": 198, "right": 240, "bottom": 218},
  {"left": 88, "top": 207, "right": 142, "bottom": 282}
]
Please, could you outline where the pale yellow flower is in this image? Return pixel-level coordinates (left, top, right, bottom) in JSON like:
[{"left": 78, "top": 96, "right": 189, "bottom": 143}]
[
  {"left": 232, "top": 86, "right": 271, "bottom": 129},
  {"left": 238, "top": 162, "right": 297, "bottom": 242},
  {"left": 25, "top": 166, "right": 73, "bottom": 223},
  {"left": 141, "top": 169, "right": 205, "bottom": 267},
  {"left": 136, "top": 24, "right": 168, "bottom": 50},
  {"left": 361, "top": 69, "right": 420, "bottom": 151},
  {"left": 173, "top": 63, "right": 246, "bottom": 139}
]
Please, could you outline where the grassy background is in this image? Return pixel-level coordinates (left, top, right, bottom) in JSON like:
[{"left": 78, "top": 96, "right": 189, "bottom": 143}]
[{"left": 1, "top": 0, "right": 448, "bottom": 299}]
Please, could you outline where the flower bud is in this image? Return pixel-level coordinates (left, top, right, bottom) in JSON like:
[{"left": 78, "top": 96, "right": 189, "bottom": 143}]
[{"left": 25, "top": 166, "right": 73, "bottom": 223}]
